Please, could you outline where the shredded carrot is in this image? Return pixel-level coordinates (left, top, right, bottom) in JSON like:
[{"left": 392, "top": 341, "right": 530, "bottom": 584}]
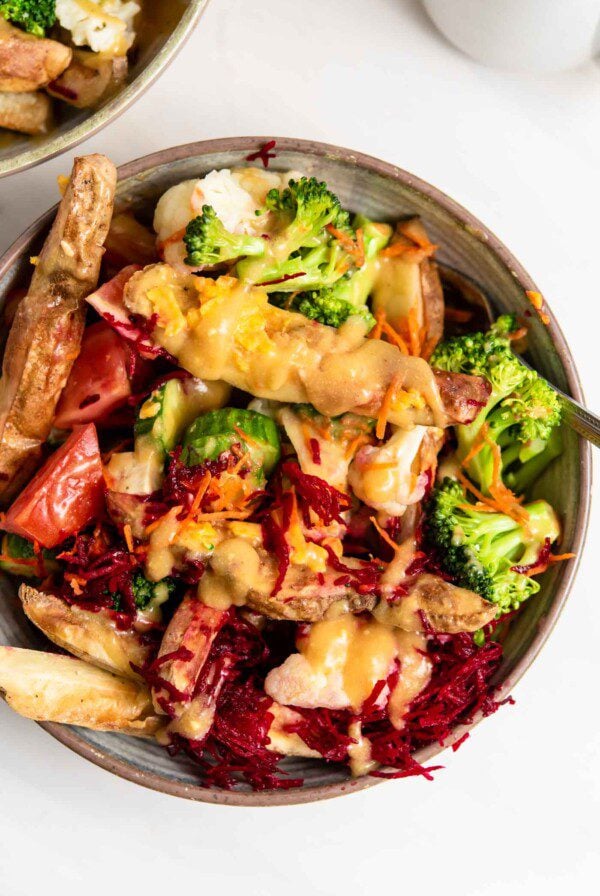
[
  {"left": 344, "top": 433, "right": 371, "bottom": 460},
  {"left": 461, "top": 423, "right": 489, "bottom": 467},
  {"left": 0, "top": 555, "right": 37, "bottom": 567},
  {"left": 420, "top": 336, "right": 439, "bottom": 361},
  {"left": 508, "top": 327, "right": 528, "bottom": 342},
  {"left": 549, "top": 552, "right": 576, "bottom": 563},
  {"left": 188, "top": 471, "right": 212, "bottom": 519},
  {"left": 370, "top": 516, "right": 399, "bottom": 553},
  {"left": 145, "top": 506, "right": 183, "bottom": 535},
  {"left": 369, "top": 314, "right": 383, "bottom": 340},
  {"left": 326, "top": 224, "right": 365, "bottom": 267},
  {"left": 407, "top": 306, "right": 421, "bottom": 356},
  {"left": 192, "top": 510, "right": 253, "bottom": 521},
  {"left": 526, "top": 290, "right": 550, "bottom": 326},
  {"left": 157, "top": 226, "right": 187, "bottom": 254},
  {"left": 362, "top": 461, "right": 398, "bottom": 472},
  {"left": 230, "top": 451, "right": 252, "bottom": 476},
  {"left": 444, "top": 307, "right": 473, "bottom": 323},
  {"left": 380, "top": 314, "right": 409, "bottom": 354},
  {"left": 123, "top": 524, "right": 134, "bottom": 554},
  {"left": 376, "top": 377, "right": 399, "bottom": 440},
  {"left": 397, "top": 219, "right": 438, "bottom": 254},
  {"left": 233, "top": 425, "right": 261, "bottom": 449},
  {"left": 66, "top": 574, "right": 85, "bottom": 595}
]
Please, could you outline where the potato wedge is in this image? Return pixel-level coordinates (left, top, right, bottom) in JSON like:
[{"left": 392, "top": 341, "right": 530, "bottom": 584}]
[
  {"left": 20, "top": 586, "right": 152, "bottom": 680},
  {"left": 0, "top": 19, "right": 71, "bottom": 92},
  {"left": 376, "top": 573, "right": 497, "bottom": 634},
  {"left": 0, "top": 90, "right": 51, "bottom": 135},
  {"left": 0, "top": 154, "right": 117, "bottom": 503},
  {"left": 0, "top": 646, "right": 162, "bottom": 736},
  {"left": 46, "top": 50, "right": 127, "bottom": 109},
  {"left": 371, "top": 217, "right": 444, "bottom": 359}
]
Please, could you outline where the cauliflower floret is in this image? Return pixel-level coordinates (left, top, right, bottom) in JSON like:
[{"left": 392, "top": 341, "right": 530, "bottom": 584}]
[
  {"left": 348, "top": 426, "right": 444, "bottom": 517},
  {"left": 56, "top": 0, "right": 140, "bottom": 55},
  {"left": 265, "top": 652, "right": 351, "bottom": 710},
  {"left": 153, "top": 167, "right": 306, "bottom": 272}
]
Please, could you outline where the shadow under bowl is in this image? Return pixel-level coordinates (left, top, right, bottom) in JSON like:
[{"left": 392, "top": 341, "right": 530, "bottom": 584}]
[{"left": 0, "top": 137, "right": 591, "bottom": 805}]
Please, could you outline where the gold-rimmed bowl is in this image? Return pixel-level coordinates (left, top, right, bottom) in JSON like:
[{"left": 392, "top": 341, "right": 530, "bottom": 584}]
[
  {"left": 0, "top": 1, "right": 210, "bottom": 178},
  {"left": 0, "top": 137, "right": 591, "bottom": 805}
]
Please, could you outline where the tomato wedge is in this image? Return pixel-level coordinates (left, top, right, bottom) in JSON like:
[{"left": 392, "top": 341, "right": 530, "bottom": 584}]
[
  {"left": 2, "top": 424, "right": 105, "bottom": 549},
  {"left": 54, "top": 321, "right": 133, "bottom": 429}
]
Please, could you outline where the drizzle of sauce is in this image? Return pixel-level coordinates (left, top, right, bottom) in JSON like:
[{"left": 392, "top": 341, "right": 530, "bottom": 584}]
[{"left": 123, "top": 266, "right": 448, "bottom": 428}]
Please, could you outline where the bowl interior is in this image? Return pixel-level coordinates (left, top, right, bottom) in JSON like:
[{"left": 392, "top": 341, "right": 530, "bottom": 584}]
[
  {"left": 0, "top": 139, "right": 589, "bottom": 805},
  {"left": 0, "top": 1, "right": 207, "bottom": 177}
]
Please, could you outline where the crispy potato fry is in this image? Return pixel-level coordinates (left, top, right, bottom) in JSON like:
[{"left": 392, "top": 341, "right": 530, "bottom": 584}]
[
  {"left": 46, "top": 50, "right": 127, "bottom": 109},
  {"left": 0, "top": 19, "right": 72, "bottom": 92},
  {"left": 20, "top": 586, "right": 153, "bottom": 680},
  {"left": 0, "top": 154, "right": 116, "bottom": 503},
  {"left": 0, "top": 646, "right": 162, "bottom": 736},
  {"left": 0, "top": 90, "right": 51, "bottom": 135}
]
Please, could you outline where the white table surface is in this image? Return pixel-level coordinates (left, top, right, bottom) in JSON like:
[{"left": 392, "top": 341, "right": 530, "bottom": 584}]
[{"left": 1, "top": 2, "right": 599, "bottom": 894}]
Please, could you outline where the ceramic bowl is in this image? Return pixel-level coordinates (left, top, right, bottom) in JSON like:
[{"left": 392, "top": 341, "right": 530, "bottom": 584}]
[
  {"left": 0, "top": 1, "right": 210, "bottom": 178},
  {"left": 0, "top": 137, "right": 591, "bottom": 805}
]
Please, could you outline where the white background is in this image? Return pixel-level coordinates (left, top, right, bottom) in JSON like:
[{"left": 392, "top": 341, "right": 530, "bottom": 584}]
[{"left": 1, "top": 1, "right": 599, "bottom": 893}]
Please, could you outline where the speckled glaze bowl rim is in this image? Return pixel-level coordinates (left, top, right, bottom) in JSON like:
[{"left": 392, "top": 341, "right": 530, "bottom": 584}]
[
  {"left": 0, "top": 137, "right": 591, "bottom": 806},
  {"left": 0, "top": 1, "right": 210, "bottom": 179}
]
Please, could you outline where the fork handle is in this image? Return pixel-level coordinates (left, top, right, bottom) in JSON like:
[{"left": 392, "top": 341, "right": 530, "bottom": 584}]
[{"left": 558, "top": 393, "right": 600, "bottom": 448}]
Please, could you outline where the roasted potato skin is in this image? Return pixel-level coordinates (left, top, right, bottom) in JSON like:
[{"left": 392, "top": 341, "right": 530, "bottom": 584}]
[
  {"left": 0, "top": 90, "right": 52, "bottom": 134},
  {"left": 20, "top": 585, "right": 153, "bottom": 680},
  {"left": 0, "top": 646, "right": 162, "bottom": 737},
  {"left": 0, "top": 154, "right": 117, "bottom": 504},
  {"left": 46, "top": 51, "right": 127, "bottom": 109},
  {"left": 0, "top": 20, "right": 72, "bottom": 92}
]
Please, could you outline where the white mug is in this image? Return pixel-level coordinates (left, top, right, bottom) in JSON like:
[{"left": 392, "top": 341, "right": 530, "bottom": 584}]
[{"left": 423, "top": 0, "right": 600, "bottom": 72}]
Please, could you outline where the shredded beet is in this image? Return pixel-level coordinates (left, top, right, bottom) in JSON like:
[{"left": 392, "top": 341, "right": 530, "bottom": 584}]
[
  {"left": 261, "top": 496, "right": 293, "bottom": 596},
  {"left": 511, "top": 537, "right": 551, "bottom": 574},
  {"left": 281, "top": 460, "right": 351, "bottom": 525},
  {"left": 257, "top": 272, "right": 306, "bottom": 287},
  {"left": 308, "top": 438, "right": 321, "bottom": 465},
  {"left": 245, "top": 139, "right": 277, "bottom": 168}
]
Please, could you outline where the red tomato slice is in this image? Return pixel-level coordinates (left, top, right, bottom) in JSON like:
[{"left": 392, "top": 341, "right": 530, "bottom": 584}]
[
  {"left": 2, "top": 424, "right": 105, "bottom": 548},
  {"left": 54, "top": 321, "right": 132, "bottom": 428}
]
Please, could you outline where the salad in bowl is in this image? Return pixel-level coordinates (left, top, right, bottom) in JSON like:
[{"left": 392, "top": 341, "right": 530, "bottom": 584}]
[{"left": 0, "top": 150, "right": 573, "bottom": 792}]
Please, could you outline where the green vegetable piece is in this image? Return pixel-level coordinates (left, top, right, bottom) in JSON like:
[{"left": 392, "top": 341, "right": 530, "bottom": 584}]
[
  {"left": 0, "top": 0, "right": 56, "bottom": 36},
  {"left": 131, "top": 570, "right": 175, "bottom": 611},
  {"left": 135, "top": 379, "right": 189, "bottom": 455},
  {"left": 181, "top": 408, "right": 281, "bottom": 475},
  {"left": 424, "top": 477, "right": 560, "bottom": 614},
  {"left": 431, "top": 316, "right": 562, "bottom": 494},
  {"left": 184, "top": 205, "right": 265, "bottom": 267},
  {"left": 0, "top": 533, "right": 57, "bottom": 579}
]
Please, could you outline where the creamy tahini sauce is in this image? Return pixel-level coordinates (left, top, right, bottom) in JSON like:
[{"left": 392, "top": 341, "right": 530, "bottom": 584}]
[{"left": 123, "top": 265, "right": 447, "bottom": 428}]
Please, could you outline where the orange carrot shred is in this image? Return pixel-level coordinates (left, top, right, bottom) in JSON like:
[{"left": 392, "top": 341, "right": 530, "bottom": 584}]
[
  {"left": 370, "top": 516, "right": 398, "bottom": 553},
  {"left": 376, "top": 377, "right": 398, "bottom": 440},
  {"left": 123, "top": 524, "right": 134, "bottom": 554}
]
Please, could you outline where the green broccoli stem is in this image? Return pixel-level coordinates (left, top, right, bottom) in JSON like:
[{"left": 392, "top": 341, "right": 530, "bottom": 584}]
[{"left": 505, "top": 427, "right": 562, "bottom": 496}]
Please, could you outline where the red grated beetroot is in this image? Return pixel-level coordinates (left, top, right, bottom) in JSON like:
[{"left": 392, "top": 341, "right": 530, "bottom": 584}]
[
  {"left": 245, "top": 139, "right": 277, "bottom": 168},
  {"left": 511, "top": 537, "right": 551, "bottom": 574},
  {"left": 261, "top": 494, "right": 293, "bottom": 596},
  {"left": 309, "top": 438, "right": 321, "bottom": 465},
  {"left": 257, "top": 272, "right": 306, "bottom": 287},
  {"left": 281, "top": 460, "right": 351, "bottom": 525},
  {"left": 323, "top": 543, "right": 383, "bottom": 594}
]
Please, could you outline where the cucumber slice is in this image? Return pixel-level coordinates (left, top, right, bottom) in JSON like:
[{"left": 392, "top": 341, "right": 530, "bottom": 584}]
[
  {"left": 0, "top": 534, "right": 57, "bottom": 579},
  {"left": 181, "top": 408, "right": 281, "bottom": 474},
  {"left": 135, "top": 379, "right": 188, "bottom": 454}
]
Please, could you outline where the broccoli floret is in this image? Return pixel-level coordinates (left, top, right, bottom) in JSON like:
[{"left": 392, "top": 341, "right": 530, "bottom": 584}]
[
  {"left": 424, "top": 478, "right": 560, "bottom": 613},
  {"left": 274, "top": 288, "right": 375, "bottom": 329},
  {"left": 235, "top": 177, "right": 356, "bottom": 291},
  {"left": 272, "top": 214, "right": 391, "bottom": 327},
  {"left": 131, "top": 571, "right": 175, "bottom": 611},
  {"left": 183, "top": 205, "right": 265, "bottom": 267},
  {"left": 0, "top": 0, "right": 56, "bottom": 36},
  {"left": 431, "top": 316, "right": 562, "bottom": 494}
]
